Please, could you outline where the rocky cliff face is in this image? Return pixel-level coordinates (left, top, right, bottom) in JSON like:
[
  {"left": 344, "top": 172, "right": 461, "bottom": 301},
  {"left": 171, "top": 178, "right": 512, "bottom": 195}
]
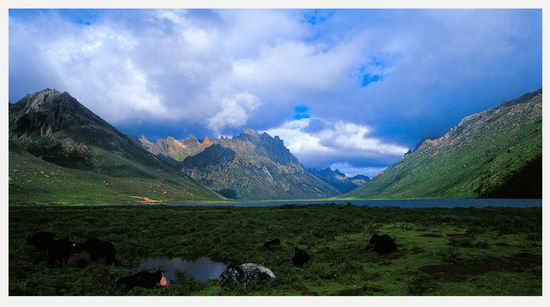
[
  {"left": 348, "top": 89, "right": 542, "bottom": 199},
  {"left": 179, "top": 129, "right": 340, "bottom": 200}
]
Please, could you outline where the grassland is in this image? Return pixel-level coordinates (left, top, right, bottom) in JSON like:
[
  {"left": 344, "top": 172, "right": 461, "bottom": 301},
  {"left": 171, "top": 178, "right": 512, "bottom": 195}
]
[
  {"left": 9, "top": 146, "right": 221, "bottom": 205},
  {"left": 9, "top": 204, "right": 541, "bottom": 296}
]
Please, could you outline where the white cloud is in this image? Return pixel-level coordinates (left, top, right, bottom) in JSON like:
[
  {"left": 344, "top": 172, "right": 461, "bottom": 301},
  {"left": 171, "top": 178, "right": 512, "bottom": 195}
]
[
  {"left": 10, "top": 10, "right": 369, "bottom": 131},
  {"left": 263, "top": 118, "right": 409, "bottom": 167},
  {"left": 207, "top": 93, "right": 261, "bottom": 132},
  {"left": 9, "top": 9, "right": 541, "bottom": 170}
]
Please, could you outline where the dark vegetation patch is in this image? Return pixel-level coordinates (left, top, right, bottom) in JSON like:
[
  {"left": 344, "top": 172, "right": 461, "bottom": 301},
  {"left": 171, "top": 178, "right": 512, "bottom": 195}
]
[
  {"left": 419, "top": 233, "right": 444, "bottom": 238},
  {"left": 335, "top": 284, "right": 384, "bottom": 296},
  {"left": 9, "top": 205, "right": 542, "bottom": 295},
  {"left": 419, "top": 252, "right": 541, "bottom": 282},
  {"left": 407, "top": 272, "right": 437, "bottom": 295}
]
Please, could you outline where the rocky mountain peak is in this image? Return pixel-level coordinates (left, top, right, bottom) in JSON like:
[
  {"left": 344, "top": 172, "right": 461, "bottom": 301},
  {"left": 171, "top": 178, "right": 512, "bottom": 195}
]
[
  {"left": 26, "top": 88, "right": 63, "bottom": 110},
  {"left": 202, "top": 136, "right": 212, "bottom": 146},
  {"left": 9, "top": 88, "right": 118, "bottom": 143}
]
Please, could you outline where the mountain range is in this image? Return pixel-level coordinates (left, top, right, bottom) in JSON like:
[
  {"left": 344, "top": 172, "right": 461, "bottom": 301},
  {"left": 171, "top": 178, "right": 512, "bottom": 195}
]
[
  {"left": 9, "top": 89, "right": 340, "bottom": 202},
  {"left": 8, "top": 88, "right": 542, "bottom": 204},
  {"left": 136, "top": 129, "right": 340, "bottom": 200},
  {"left": 307, "top": 168, "right": 371, "bottom": 193},
  {"left": 348, "top": 89, "right": 542, "bottom": 199}
]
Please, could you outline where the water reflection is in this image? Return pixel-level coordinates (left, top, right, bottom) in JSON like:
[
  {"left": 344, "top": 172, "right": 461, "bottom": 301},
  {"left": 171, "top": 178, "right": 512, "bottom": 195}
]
[{"left": 133, "top": 256, "right": 227, "bottom": 282}]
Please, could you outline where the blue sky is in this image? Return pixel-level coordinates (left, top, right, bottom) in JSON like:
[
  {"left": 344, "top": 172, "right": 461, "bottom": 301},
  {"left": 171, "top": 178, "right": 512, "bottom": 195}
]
[{"left": 9, "top": 9, "right": 542, "bottom": 177}]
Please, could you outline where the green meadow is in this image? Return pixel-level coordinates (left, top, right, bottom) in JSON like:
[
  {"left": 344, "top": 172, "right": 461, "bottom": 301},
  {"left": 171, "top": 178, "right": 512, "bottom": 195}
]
[{"left": 9, "top": 204, "right": 542, "bottom": 296}]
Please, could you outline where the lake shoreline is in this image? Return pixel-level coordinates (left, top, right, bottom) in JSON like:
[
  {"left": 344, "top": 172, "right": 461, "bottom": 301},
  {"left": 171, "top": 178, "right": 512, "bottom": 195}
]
[{"left": 8, "top": 198, "right": 543, "bottom": 208}]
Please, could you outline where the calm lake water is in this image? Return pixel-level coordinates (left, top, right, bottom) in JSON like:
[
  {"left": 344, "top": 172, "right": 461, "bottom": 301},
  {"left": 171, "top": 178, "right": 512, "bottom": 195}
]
[
  {"left": 173, "top": 198, "right": 542, "bottom": 208},
  {"left": 132, "top": 257, "right": 227, "bottom": 282}
]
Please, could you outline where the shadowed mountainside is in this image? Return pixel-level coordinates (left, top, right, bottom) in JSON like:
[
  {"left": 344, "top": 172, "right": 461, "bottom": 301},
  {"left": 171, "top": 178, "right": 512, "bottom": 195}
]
[{"left": 348, "top": 89, "right": 542, "bottom": 199}]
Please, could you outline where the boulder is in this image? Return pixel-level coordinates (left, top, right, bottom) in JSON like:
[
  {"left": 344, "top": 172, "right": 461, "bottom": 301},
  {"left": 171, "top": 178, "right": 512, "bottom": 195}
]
[{"left": 220, "top": 263, "right": 275, "bottom": 285}]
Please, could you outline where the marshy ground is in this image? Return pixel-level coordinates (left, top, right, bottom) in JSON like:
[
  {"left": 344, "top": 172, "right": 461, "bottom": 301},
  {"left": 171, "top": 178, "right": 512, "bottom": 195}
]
[{"left": 9, "top": 204, "right": 542, "bottom": 295}]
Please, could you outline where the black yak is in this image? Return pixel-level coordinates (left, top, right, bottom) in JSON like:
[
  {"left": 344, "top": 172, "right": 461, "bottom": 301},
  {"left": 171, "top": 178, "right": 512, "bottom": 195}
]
[
  {"left": 27, "top": 231, "right": 55, "bottom": 251},
  {"left": 47, "top": 239, "right": 77, "bottom": 267},
  {"left": 369, "top": 234, "right": 397, "bottom": 254},
  {"left": 116, "top": 270, "right": 168, "bottom": 289},
  {"left": 75, "top": 237, "right": 116, "bottom": 265},
  {"left": 262, "top": 239, "right": 281, "bottom": 250},
  {"left": 292, "top": 248, "right": 311, "bottom": 267}
]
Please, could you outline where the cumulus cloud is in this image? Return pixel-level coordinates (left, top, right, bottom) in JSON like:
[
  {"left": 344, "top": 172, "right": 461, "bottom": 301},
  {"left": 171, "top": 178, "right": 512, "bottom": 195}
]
[
  {"left": 9, "top": 9, "right": 541, "bottom": 173},
  {"left": 263, "top": 118, "right": 409, "bottom": 168},
  {"left": 207, "top": 93, "right": 261, "bottom": 132}
]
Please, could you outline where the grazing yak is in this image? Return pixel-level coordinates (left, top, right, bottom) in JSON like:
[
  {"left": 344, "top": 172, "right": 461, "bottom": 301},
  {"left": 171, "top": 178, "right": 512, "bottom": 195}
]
[
  {"left": 47, "top": 239, "right": 77, "bottom": 267},
  {"left": 262, "top": 239, "right": 281, "bottom": 250},
  {"left": 292, "top": 248, "right": 311, "bottom": 267},
  {"left": 116, "top": 270, "right": 168, "bottom": 289},
  {"left": 369, "top": 234, "right": 397, "bottom": 255},
  {"left": 27, "top": 231, "right": 55, "bottom": 251},
  {"left": 75, "top": 237, "right": 116, "bottom": 265}
]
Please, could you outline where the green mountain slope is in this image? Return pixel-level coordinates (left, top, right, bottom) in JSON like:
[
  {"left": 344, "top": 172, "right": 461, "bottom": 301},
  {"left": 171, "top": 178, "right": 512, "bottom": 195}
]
[
  {"left": 9, "top": 89, "right": 222, "bottom": 204},
  {"left": 348, "top": 89, "right": 542, "bottom": 199}
]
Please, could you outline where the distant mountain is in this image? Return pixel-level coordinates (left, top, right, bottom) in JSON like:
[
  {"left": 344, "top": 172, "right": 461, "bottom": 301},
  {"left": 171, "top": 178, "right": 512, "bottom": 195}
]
[
  {"left": 350, "top": 175, "right": 372, "bottom": 186},
  {"left": 307, "top": 168, "right": 370, "bottom": 193},
  {"left": 347, "top": 89, "right": 542, "bottom": 199},
  {"left": 9, "top": 89, "right": 222, "bottom": 204},
  {"left": 131, "top": 135, "right": 212, "bottom": 163},
  {"left": 177, "top": 128, "right": 340, "bottom": 200}
]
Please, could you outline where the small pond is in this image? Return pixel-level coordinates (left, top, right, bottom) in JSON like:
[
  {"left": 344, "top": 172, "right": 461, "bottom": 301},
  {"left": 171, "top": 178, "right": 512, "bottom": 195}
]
[{"left": 132, "top": 256, "right": 227, "bottom": 282}]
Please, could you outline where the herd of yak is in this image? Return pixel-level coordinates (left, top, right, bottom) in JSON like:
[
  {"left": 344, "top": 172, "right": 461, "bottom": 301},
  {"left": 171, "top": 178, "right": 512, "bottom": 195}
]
[{"left": 25, "top": 231, "right": 398, "bottom": 290}]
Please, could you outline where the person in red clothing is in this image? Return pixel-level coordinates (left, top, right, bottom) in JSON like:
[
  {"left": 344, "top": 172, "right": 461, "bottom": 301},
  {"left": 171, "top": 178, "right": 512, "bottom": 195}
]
[{"left": 159, "top": 272, "right": 169, "bottom": 288}]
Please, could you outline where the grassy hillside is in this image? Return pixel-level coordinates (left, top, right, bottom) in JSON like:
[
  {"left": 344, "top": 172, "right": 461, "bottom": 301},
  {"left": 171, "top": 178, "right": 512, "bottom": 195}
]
[
  {"left": 9, "top": 145, "right": 219, "bottom": 204},
  {"left": 9, "top": 89, "right": 222, "bottom": 204},
  {"left": 348, "top": 90, "right": 542, "bottom": 199}
]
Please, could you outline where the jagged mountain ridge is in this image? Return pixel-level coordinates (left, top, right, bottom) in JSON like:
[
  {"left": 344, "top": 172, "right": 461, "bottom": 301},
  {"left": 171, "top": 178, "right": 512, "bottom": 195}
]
[
  {"left": 178, "top": 129, "right": 340, "bottom": 200},
  {"left": 348, "top": 89, "right": 542, "bottom": 199},
  {"left": 131, "top": 134, "right": 212, "bottom": 163}
]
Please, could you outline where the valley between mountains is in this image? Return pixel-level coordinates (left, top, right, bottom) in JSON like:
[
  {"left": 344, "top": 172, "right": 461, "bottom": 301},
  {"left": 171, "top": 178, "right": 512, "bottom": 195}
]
[{"left": 8, "top": 88, "right": 542, "bottom": 204}]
